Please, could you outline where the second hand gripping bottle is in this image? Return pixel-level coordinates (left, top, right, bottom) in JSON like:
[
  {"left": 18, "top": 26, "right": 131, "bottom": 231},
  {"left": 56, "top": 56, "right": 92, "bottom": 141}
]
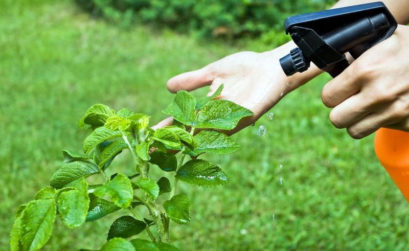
[{"left": 279, "top": 2, "right": 409, "bottom": 201}]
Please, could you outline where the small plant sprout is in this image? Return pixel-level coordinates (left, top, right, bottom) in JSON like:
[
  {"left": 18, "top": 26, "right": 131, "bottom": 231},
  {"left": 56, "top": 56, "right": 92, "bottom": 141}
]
[{"left": 10, "top": 85, "right": 253, "bottom": 251}]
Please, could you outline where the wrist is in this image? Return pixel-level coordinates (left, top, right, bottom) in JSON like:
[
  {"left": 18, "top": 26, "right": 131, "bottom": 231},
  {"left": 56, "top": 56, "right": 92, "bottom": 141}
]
[{"left": 264, "top": 41, "right": 322, "bottom": 94}]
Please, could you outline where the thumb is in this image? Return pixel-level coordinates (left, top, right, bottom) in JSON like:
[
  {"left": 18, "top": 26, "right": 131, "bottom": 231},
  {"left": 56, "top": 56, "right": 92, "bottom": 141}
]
[{"left": 167, "top": 67, "right": 213, "bottom": 93}]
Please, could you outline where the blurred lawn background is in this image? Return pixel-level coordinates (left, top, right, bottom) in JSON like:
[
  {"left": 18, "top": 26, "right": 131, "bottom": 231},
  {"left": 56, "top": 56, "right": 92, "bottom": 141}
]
[{"left": 1, "top": 0, "right": 409, "bottom": 250}]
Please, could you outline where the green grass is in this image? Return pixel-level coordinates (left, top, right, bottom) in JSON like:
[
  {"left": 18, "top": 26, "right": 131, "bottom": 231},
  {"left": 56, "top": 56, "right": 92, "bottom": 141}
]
[{"left": 1, "top": 0, "right": 409, "bottom": 250}]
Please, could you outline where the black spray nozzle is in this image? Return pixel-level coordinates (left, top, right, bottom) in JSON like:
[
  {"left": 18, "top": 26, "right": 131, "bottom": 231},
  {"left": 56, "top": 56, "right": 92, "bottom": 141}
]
[
  {"left": 280, "top": 48, "right": 310, "bottom": 76},
  {"left": 279, "top": 2, "right": 397, "bottom": 77}
]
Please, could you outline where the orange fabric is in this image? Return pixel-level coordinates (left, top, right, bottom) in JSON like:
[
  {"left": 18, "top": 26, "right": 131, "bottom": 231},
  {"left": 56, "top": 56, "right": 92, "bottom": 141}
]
[{"left": 374, "top": 128, "right": 409, "bottom": 201}]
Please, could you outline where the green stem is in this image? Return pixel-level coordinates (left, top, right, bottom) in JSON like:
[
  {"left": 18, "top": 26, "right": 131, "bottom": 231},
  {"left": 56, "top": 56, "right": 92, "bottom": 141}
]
[
  {"left": 167, "top": 126, "right": 196, "bottom": 240},
  {"left": 145, "top": 226, "right": 156, "bottom": 243},
  {"left": 134, "top": 195, "right": 165, "bottom": 243},
  {"left": 129, "top": 208, "right": 157, "bottom": 242},
  {"left": 161, "top": 213, "right": 170, "bottom": 242},
  {"left": 147, "top": 201, "right": 164, "bottom": 242},
  {"left": 170, "top": 126, "right": 194, "bottom": 199},
  {"left": 122, "top": 132, "right": 146, "bottom": 178}
]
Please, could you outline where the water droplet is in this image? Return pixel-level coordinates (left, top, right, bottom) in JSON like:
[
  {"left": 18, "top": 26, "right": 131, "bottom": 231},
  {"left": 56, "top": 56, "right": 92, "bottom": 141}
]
[
  {"left": 267, "top": 112, "right": 274, "bottom": 121},
  {"left": 240, "top": 229, "right": 248, "bottom": 235},
  {"left": 257, "top": 125, "right": 266, "bottom": 137},
  {"left": 279, "top": 164, "right": 283, "bottom": 170},
  {"left": 279, "top": 177, "right": 283, "bottom": 185}
]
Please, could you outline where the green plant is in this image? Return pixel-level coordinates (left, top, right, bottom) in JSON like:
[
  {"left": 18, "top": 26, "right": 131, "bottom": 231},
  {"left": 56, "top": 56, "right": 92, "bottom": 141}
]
[
  {"left": 74, "top": 0, "right": 334, "bottom": 38},
  {"left": 10, "top": 85, "right": 253, "bottom": 250}
]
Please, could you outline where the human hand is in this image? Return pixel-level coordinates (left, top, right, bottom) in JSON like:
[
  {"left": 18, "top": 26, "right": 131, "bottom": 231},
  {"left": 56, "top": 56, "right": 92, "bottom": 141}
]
[
  {"left": 322, "top": 25, "right": 409, "bottom": 139},
  {"left": 159, "top": 43, "right": 317, "bottom": 132}
]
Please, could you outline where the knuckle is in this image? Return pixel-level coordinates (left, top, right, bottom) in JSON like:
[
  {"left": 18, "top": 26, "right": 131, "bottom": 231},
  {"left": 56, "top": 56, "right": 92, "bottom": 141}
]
[
  {"left": 391, "top": 99, "right": 409, "bottom": 119},
  {"left": 359, "top": 65, "right": 377, "bottom": 80},
  {"left": 370, "top": 84, "right": 396, "bottom": 104},
  {"left": 382, "top": 35, "right": 400, "bottom": 53},
  {"left": 349, "top": 59, "right": 377, "bottom": 81},
  {"left": 348, "top": 60, "right": 365, "bottom": 78}
]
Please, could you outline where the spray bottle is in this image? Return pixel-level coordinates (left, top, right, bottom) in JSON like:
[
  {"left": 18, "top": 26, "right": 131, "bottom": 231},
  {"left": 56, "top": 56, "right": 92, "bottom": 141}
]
[{"left": 279, "top": 2, "right": 409, "bottom": 201}]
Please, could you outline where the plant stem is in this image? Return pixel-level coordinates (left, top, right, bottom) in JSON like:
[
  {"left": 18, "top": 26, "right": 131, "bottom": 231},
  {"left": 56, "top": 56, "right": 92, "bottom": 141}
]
[
  {"left": 167, "top": 126, "right": 196, "bottom": 241},
  {"left": 145, "top": 226, "right": 156, "bottom": 242},
  {"left": 134, "top": 195, "right": 166, "bottom": 243},
  {"left": 129, "top": 208, "right": 157, "bottom": 242},
  {"left": 161, "top": 213, "right": 170, "bottom": 242},
  {"left": 146, "top": 201, "right": 164, "bottom": 242},
  {"left": 122, "top": 132, "right": 146, "bottom": 178},
  {"left": 170, "top": 126, "right": 194, "bottom": 198}
]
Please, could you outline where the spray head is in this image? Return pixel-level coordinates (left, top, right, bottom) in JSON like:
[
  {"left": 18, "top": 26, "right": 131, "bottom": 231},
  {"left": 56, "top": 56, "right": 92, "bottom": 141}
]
[
  {"left": 279, "top": 2, "right": 397, "bottom": 77},
  {"left": 280, "top": 48, "right": 309, "bottom": 76}
]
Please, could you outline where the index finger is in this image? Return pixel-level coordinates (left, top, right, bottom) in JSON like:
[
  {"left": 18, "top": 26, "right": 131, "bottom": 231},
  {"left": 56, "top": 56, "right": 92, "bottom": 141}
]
[{"left": 167, "top": 67, "right": 214, "bottom": 93}]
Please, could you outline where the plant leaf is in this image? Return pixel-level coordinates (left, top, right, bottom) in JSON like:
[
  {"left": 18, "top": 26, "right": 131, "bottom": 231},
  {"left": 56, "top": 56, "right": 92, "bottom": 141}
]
[
  {"left": 15, "top": 204, "right": 27, "bottom": 217},
  {"left": 94, "top": 174, "right": 133, "bottom": 208},
  {"left": 166, "top": 126, "right": 194, "bottom": 147},
  {"left": 196, "top": 84, "right": 224, "bottom": 109},
  {"left": 108, "top": 216, "right": 146, "bottom": 240},
  {"left": 99, "top": 140, "right": 128, "bottom": 169},
  {"left": 152, "top": 128, "right": 181, "bottom": 149},
  {"left": 57, "top": 178, "right": 89, "bottom": 228},
  {"left": 11, "top": 202, "right": 29, "bottom": 250},
  {"left": 117, "top": 108, "right": 133, "bottom": 118},
  {"left": 86, "top": 194, "right": 120, "bottom": 222},
  {"left": 50, "top": 161, "right": 99, "bottom": 189},
  {"left": 155, "top": 243, "right": 180, "bottom": 251},
  {"left": 176, "top": 159, "right": 228, "bottom": 186},
  {"left": 101, "top": 238, "right": 135, "bottom": 251},
  {"left": 79, "top": 104, "right": 115, "bottom": 129},
  {"left": 163, "top": 90, "right": 196, "bottom": 125},
  {"left": 34, "top": 187, "right": 56, "bottom": 200},
  {"left": 149, "top": 152, "right": 177, "bottom": 172},
  {"left": 135, "top": 141, "right": 151, "bottom": 161},
  {"left": 105, "top": 115, "right": 132, "bottom": 131},
  {"left": 157, "top": 177, "right": 171, "bottom": 195},
  {"left": 10, "top": 215, "right": 23, "bottom": 251},
  {"left": 130, "top": 239, "right": 180, "bottom": 251},
  {"left": 164, "top": 194, "right": 190, "bottom": 224},
  {"left": 134, "top": 178, "right": 159, "bottom": 199},
  {"left": 83, "top": 127, "right": 122, "bottom": 154},
  {"left": 190, "top": 130, "right": 239, "bottom": 155},
  {"left": 129, "top": 113, "right": 150, "bottom": 131},
  {"left": 62, "top": 150, "right": 90, "bottom": 163},
  {"left": 196, "top": 100, "right": 253, "bottom": 130},
  {"left": 20, "top": 199, "right": 56, "bottom": 251},
  {"left": 130, "top": 239, "right": 158, "bottom": 251}
]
